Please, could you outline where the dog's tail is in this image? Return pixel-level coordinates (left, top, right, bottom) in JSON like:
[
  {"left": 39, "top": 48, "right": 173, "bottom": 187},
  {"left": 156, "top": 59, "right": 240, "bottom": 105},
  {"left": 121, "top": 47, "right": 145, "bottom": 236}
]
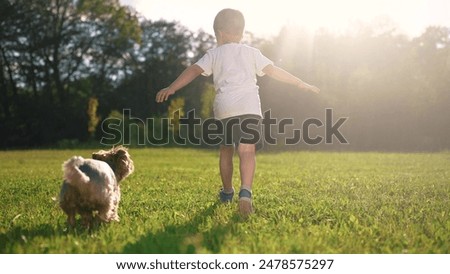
[{"left": 62, "top": 156, "right": 90, "bottom": 185}]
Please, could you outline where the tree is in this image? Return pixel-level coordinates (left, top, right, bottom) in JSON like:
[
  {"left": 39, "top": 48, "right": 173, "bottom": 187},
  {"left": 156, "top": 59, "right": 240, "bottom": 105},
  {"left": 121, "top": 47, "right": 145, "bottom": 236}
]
[
  {"left": 112, "top": 20, "right": 215, "bottom": 120},
  {"left": 0, "top": 0, "right": 140, "bottom": 146}
]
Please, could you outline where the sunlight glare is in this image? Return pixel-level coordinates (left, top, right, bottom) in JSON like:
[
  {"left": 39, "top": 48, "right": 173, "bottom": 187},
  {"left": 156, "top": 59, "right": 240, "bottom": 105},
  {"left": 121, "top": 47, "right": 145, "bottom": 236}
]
[{"left": 124, "top": 0, "right": 440, "bottom": 38}]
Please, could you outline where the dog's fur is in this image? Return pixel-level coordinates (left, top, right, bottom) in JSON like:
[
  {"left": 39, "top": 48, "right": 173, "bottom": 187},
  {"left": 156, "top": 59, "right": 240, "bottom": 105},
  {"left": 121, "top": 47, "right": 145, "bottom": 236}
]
[{"left": 59, "top": 146, "right": 134, "bottom": 228}]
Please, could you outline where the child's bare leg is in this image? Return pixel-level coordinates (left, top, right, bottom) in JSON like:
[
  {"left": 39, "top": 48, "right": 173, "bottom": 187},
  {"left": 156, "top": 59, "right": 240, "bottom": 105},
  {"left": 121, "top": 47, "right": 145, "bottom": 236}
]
[
  {"left": 237, "top": 143, "right": 255, "bottom": 190},
  {"left": 237, "top": 143, "right": 255, "bottom": 216},
  {"left": 219, "top": 145, "right": 234, "bottom": 192}
]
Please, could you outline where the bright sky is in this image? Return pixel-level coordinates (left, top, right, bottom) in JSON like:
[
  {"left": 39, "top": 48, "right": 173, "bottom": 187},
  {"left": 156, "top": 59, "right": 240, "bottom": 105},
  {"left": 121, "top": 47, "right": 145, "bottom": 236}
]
[{"left": 120, "top": 0, "right": 450, "bottom": 38}]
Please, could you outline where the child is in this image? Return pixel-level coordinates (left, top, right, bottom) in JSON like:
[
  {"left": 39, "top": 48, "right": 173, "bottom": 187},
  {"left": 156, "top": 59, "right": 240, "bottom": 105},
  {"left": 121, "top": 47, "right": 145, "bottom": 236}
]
[{"left": 156, "top": 8, "right": 319, "bottom": 217}]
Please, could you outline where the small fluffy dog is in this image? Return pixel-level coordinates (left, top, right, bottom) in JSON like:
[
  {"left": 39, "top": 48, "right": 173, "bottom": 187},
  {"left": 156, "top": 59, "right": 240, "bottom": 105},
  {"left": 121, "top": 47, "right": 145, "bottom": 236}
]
[{"left": 59, "top": 146, "right": 134, "bottom": 228}]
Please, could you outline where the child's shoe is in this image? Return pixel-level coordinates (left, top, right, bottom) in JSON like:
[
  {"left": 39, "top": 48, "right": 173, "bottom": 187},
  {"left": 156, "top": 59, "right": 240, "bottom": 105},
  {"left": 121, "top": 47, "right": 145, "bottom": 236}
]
[
  {"left": 238, "top": 188, "right": 253, "bottom": 217},
  {"left": 219, "top": 188, "right": 234, "bottom": 203}
]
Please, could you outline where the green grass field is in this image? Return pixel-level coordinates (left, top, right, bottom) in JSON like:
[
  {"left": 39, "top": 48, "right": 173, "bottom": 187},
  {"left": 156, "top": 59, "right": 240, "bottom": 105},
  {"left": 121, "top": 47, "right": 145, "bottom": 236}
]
[{"left": 0, "top": 148, "right": 449, "bottom": 253}]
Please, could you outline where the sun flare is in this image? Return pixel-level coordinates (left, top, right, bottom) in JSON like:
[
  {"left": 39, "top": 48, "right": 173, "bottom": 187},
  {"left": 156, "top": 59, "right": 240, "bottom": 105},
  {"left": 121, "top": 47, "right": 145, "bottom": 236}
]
[{"left": 122, "top": 0, "right": 441, "bottom": 37}]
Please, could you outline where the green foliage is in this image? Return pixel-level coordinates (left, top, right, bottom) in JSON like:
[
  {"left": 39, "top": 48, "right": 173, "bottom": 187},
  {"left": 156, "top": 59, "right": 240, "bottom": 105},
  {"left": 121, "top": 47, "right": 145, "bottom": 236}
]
[
  {"left": 87, "top": 97, "right": 100, "bottom": 138},
  {"left": 168, "top": 97, "right": 185, "bottom": 137},
  {"left": 0, "top": 0, "right": 142, "bottom": 147},
  {"left": 200, "top": 83, "right": 215, "bottom": 119},
  {"left": 0, "top": 149, "right": 448, "bottom": 253},
  {"left": 77, "top": 0, "right": 142, "bottom": 46},
  {"left": 0, "top": 1, "right": 449, "bottom": 150},
  {"left": 259, "top": 25, "right": 450, "bottom": 151}
]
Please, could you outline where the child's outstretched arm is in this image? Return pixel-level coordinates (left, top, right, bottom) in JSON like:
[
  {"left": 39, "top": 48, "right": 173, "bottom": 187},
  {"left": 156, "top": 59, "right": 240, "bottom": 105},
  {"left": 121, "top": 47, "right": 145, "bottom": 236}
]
[
  {"left": 262, "top": 64, "right": 320, "bottom": 94},
  {"left": 156, "top": 64, "right": 204, "bottom": 102}
]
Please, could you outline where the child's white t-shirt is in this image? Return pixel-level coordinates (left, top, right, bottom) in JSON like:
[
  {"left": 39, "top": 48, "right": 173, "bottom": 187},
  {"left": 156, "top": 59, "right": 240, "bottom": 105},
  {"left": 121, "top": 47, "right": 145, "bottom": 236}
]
[{"left": 195, "top": 43, "right": 273, "bottom": 120}]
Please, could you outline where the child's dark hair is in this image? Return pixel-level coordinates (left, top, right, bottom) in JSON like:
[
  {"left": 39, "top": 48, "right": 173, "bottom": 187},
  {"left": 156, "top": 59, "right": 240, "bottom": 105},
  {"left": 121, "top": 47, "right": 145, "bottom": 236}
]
[{"left": 213, "top": 9, "right": 245, "bottom": 36}]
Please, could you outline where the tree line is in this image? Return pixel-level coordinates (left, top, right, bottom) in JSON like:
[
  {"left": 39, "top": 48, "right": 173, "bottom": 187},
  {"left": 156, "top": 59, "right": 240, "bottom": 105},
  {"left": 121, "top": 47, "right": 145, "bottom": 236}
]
[{"left": 1, "top": 0, "right": 449, "bottom": 151}]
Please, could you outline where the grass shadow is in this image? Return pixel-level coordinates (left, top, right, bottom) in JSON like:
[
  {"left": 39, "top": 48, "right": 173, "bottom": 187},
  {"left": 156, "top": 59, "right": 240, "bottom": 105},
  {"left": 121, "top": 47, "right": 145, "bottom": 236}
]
[
  {"left": 0, "top": 220, "right": 105, "bottom": 253},
  {"left": 122, "top": 202, "right": 244, "bottom": 254},
  {"left": 0, "top": 223, "right": 60, "bottom": 253}
]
